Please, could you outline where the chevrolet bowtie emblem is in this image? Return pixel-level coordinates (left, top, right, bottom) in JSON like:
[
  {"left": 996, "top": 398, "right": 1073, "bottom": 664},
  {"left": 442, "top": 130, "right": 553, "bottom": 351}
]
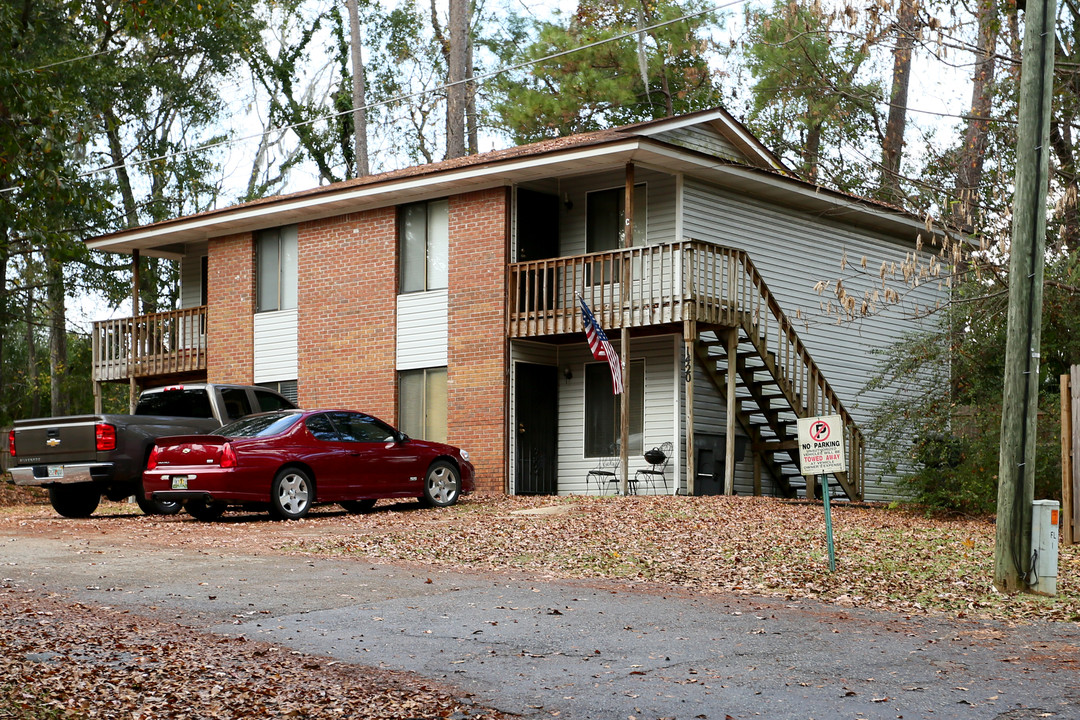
[
  {"left": 182, "top": 448, "right": 191, "bottom": 454},
  {"left": 46, "top": 438, "right": 61, "bottom": 447}
]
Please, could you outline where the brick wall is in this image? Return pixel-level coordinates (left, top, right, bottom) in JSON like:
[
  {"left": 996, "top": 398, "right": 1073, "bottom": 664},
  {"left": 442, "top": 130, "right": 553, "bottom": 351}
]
[
  {"left": 207, "top": 232, "right": 254, "bottom": 384},
  {"left": 447, "top": 188, "right": 509, "bottom": 493},
  {"left": 296, "top": 207, "right": 397, "bottom": 420}
]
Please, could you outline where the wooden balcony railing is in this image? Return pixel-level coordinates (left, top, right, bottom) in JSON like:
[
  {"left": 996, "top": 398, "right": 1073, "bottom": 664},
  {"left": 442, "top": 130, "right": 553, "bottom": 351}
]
[
  {"left": 508, "top": 240, "right": 865, "bottom": 497},
  {"left": 92, "top": 306, "right": 207, "bottom": 382}
]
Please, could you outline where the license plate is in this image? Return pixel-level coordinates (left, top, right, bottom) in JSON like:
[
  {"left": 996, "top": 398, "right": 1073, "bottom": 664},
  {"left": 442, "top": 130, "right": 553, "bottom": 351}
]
[
  {"left": 170, "top": 475, "right": 192, "bottom": 490},
  {"left": 47, "top": 466, "right": 64, "bottom": 479}
]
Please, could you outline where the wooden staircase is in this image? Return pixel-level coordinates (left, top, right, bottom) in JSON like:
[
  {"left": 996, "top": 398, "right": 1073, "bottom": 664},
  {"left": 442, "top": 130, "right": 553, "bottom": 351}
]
[{"left": 690, "top": 256, "right": 865, "bottom": 501}]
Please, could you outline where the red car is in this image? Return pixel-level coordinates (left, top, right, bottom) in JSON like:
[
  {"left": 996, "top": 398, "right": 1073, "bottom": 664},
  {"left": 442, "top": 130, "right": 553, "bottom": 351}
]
[{"left": 143, "top": 409, "right": 474, "bottom": 521}]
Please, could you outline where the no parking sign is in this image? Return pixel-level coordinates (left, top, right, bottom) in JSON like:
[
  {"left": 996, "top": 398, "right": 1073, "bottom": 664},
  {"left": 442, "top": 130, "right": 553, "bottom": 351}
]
[{"left": 797, "top": 415, "right": 847, "bottom": 475}]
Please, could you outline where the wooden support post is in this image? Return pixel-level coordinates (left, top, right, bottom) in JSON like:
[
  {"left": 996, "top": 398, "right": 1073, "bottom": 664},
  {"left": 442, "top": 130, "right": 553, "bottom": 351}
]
[
  {"left": 129, "top": 249, "right": 140, "bottom": 414},
  {"left": 685, "top": 320, "right": 696, "bottom": 496},
  {"left": 723, "top": 328, "right": 737, "bottom": 495},
  {"left": 619, "top": 162, "right": 634, "bottom": 496},
  {"left": 753, "top": 452, "right": 762, "bottom": 496}
]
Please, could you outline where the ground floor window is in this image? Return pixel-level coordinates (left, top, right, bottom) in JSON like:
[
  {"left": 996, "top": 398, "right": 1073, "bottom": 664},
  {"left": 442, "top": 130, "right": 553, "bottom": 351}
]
[
  {"left": 257, "top": 380, "right": 298, "bottom": 405},
  {"left": 584, "top": 359, "right": 644, "bottom": 457},
  {"left": 399, "top": 367, "right": 448, "bottom": 443}
]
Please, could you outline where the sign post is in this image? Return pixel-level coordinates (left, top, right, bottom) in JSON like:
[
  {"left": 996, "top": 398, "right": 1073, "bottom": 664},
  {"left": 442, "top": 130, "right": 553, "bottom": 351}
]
[{"left": 797, "top": 415, "right": 847, "bottom": 572}]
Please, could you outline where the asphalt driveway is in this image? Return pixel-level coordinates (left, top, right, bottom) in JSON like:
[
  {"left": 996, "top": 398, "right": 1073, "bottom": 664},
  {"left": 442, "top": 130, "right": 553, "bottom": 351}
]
[{"left": 2, "top": 520, "right": 1078, "bottom": 720}]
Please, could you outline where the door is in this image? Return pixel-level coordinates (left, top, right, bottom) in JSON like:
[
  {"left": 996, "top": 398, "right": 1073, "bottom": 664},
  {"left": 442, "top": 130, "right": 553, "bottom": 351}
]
[
  {"left": 515, "top": 363, "right": 558, "bottom": 495},
  {"left": 516, "top": 190, "right": 559, "bottom": 314}
]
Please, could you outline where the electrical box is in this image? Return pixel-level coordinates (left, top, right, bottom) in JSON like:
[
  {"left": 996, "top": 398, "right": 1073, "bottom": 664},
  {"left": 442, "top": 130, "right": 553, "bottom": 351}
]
[{"left": 1030, "top": 500, "right": 1060, "bottom": 596}]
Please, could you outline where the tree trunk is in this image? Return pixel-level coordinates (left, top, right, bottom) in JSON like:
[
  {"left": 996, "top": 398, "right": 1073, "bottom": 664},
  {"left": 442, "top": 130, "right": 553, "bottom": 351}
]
[
  {"left": 803, "top": 121, "right": 823, "bottom": 184},
  {"left": 954, "top": 0, "right": 999, "bottom": 230},
  {"left": 346, "top": 0, "right": 369, "bottom": 177},
  {"left": 0, "top": 222, "right": 7, "bottom": 415},
  {"left": 445, "top": 0, "right": 468, "bottom": 159},
  {"left": 880, "top": 0, "right": 918, "bottom": 205},
  {"left": 47, "top": 256, "right": 67, "bottom": 416},
  {"left": 466, "top": 23, "right": 478, "bottom": 155},
  {"left": 25, "top": 284, "right": 39, "bottom": 418}
]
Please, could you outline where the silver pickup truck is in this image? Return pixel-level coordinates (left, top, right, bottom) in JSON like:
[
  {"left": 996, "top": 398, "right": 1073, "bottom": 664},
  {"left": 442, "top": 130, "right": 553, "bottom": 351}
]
[{"left": 7, "top": 383, "right": 296, "bottom": 518}]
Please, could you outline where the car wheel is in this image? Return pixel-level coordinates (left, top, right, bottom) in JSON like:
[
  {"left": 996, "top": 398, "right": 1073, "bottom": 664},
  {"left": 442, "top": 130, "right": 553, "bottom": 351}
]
[
  {"left": 421, "top": 460, "right": 460, "bottom": 508},
  {"left": 270, "top": 468, "right": 312, "bottom": 520},
  {"left": 48, "top": 484, "right": 101, "bottom": 518},
  {"left": 136, "top": 492, "right": 183, "bottom": 516},
  {"left": 185, "top": 497, "right": 227, "bottom": 521},
  {"left": 340, "top": 498, "right": 377, "bottom": 514}
]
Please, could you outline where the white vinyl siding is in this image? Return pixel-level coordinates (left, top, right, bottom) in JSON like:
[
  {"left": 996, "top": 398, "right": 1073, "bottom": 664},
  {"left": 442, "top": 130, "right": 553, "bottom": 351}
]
[
  {"left": 397, "top": 289, "right": 448, "bottom": 370},
  {"left": 681, "top": 178, "right": 945, "bottom": 501},
  {"left": 253, "top": 309, "right": 298, "bottom": 383}
]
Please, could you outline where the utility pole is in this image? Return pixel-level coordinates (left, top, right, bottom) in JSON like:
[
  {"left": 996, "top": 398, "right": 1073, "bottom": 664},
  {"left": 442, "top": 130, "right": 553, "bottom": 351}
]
[{"left": 995, "top": 0, "right": 1056, "bottom": 593}]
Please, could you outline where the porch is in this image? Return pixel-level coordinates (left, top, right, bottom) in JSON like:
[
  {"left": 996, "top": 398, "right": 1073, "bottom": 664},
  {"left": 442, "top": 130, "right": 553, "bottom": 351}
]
[
  {"left": 91, "top": 306, "right": 208, "bottom": 384},
  {"left": 508, "top": 239, "right": 865, "bottom": 501}
]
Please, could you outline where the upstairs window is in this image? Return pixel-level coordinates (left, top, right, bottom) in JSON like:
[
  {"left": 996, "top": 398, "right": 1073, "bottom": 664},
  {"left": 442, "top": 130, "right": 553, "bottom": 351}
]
[
  {"left": 400, "top": 199, "right": 449, "bottom": 293},
  {"left": 586, "top": 184, "right": 646, "bottom": 253},
  {"left": 256, "top": 225, "right": 298, "bottom": 312}
]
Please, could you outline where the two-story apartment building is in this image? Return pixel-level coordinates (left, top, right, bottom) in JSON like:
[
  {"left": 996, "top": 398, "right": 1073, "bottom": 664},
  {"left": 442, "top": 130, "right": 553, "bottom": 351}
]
[{"left": 86, "top": 108, "right": 946, "bottom": 502}]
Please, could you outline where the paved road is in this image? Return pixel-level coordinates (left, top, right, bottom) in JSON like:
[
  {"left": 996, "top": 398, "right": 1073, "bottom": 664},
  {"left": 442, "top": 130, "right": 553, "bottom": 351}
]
[{"left": 2, "top": 527, "right": 1078, "bottom": 720}]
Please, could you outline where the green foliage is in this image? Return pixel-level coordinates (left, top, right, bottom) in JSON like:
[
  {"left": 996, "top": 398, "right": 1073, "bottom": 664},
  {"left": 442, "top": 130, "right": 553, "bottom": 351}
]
[
  {"left": 490, "top": 0, "right": 724, "bottom": 143},
  {"left": 739, "top": 0, "right": 882, "bottom": 190},
  {"left": 863, "top": 259, "right": 1072, "bottom": 515}
]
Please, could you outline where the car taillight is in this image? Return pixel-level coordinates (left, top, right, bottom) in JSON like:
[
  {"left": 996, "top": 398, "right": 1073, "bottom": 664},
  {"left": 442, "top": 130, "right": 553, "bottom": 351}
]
[
  {"left": 95, "top": 423, "right": 117, "bottom": 452},
  {"left": 146, "top": 445, "right": 160, "bottom": 471},
  {"left": 8, "top": 430, "right": 15, "bottom": 457},
  {"left": 219, "top": 442, "right": 237, "bottom": 469}
]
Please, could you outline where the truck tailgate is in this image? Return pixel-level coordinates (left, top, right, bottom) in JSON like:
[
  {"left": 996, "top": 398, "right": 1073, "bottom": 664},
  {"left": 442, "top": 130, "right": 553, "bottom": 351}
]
[{"left": 11, "top": 416, "right": 103, "bottom": 465}]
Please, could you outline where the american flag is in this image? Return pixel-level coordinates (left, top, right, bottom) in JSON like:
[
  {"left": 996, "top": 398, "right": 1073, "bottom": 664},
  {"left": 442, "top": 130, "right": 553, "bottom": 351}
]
[{"left": 579, "top": 296, "right": 623, "bottom": 395}]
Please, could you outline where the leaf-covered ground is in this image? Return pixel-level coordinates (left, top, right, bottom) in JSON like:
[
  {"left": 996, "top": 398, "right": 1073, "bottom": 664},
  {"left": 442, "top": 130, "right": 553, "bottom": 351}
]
[{"left": 1, "top": 491, "right": 1077, "bottom": 719}]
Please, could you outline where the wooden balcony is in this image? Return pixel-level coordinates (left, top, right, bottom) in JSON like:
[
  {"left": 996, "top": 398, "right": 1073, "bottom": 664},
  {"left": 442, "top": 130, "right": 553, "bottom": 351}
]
[{"left": 92, "top": 306, "right": 207, "bottom": 382}]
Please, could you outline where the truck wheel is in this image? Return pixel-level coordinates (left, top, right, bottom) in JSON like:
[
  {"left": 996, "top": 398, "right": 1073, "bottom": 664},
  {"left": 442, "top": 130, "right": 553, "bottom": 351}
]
[
  {"left": 48, "top": 485, "right": 101, "bottom": 518},
  {"left": 135, "top": 495, "right": 183, "bottom": 516},
  {"left": 185, "top": 497, "right": 227, "bottom": 521}
]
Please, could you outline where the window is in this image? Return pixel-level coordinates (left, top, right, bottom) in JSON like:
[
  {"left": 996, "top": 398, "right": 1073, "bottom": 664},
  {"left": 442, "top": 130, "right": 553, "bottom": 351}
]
[
  {"left": 327, "top": 412, "right": 398, "bottom": 443},
  {"left": 306, "top": 414, "right": 341, "bottom": 441},
  {"left": 254, "top": 387, "right": 297, "bottom": 412},
  {"left": 219, "top": 387, "right": 254, "bottom": 422},
  {"left": 400, "top": 199, "right": 449, "bottom": 293},
  {"left": 257, "top": 380, "right": 298, "bottom": 405},
  {"left": 584, "top": 359, "right": 644, "bottom": 458},
  {"left": 256, "top": 225, "right": 298, "bottom": 312},
  {"left": 398, "top": 367, "right": 448, "bottom": 443},
  {"left": 586, "top": 184, "right": 646, "bottom": 253}
]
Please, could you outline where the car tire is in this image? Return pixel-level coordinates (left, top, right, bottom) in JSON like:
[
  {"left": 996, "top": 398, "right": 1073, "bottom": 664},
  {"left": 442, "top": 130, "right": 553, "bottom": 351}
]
[
  {"left": 185, "top": 497, "right": 227, "bottom": 522},
  {"left": 48, "top": 484, "right": 101, "bottom": 518},
  {"left": 136, "top": 484, "right": 183, "bottom": 516},
  {"left": 421, "top": 460, "right": 460, "bottom": 508},
  {"left": 340, "top": 498, "right": 377, "bottom": 514},
  {"left": 270, "top": 468, "right": 312, "bottom": 520}
]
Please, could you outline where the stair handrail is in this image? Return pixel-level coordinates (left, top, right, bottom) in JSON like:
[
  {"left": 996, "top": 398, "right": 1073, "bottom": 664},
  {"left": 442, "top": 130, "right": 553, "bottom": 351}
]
[{"left": 686, "top": 240, "right": 865, "bottom": 494}]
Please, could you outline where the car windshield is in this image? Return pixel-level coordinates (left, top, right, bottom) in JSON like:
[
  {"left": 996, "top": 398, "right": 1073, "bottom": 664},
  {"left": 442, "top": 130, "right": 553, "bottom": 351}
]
[{"left": 217, "top": 412, "right": 301, "bottom": 438}]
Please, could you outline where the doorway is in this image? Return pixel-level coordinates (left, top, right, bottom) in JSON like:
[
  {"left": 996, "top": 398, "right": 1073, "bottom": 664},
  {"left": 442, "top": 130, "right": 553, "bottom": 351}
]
[{"left": 515, "top": 363, "right": 558, "bottom": 495}]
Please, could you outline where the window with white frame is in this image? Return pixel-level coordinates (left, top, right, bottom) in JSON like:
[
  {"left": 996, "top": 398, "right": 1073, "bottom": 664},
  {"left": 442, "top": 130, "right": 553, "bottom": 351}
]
[
  {"left": 256, "top": 225, "right": 298, "bottom": 312},
  {"left": 398, "top": 367, "right": 448, "bottom": 443},
  {"left": 399, "top": 199, "right": 449, "bottom": 293},
  {"left": 584, "top": 359, "right": 644, "bottom": 457}
]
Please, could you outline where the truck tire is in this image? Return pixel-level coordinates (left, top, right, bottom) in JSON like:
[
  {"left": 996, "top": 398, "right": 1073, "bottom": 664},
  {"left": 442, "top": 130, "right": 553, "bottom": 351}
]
[{"left": 48, "top": 485, "right": 101, "bottom": 518}]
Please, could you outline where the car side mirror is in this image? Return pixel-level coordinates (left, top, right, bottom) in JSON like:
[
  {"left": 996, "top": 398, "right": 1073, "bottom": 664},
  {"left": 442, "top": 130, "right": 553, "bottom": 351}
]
[{"left": 396, "top": 431, "right": 409, "bottom": 444}]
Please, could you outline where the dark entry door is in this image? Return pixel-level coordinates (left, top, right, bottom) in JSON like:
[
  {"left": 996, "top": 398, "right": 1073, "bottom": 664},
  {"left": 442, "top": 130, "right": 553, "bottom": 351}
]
[
  {"left": 516, "top": 190, "right": 560, "bottom": 314},
  {"left": 515, "top": 363, "right": 558, "bottom": 495}
]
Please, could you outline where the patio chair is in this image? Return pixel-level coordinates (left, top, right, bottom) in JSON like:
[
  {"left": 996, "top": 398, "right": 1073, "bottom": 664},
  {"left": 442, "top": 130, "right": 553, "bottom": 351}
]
[
  {"left": 586, "top": 450, "right": 621, "bottom": 495},
  {"left": 632, "top": 442, "right": 673, "bottom": 495}
]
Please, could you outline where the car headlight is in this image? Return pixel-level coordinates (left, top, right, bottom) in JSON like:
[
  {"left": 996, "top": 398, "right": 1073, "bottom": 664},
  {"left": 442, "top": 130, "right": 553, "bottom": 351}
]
[{"left": 459, "top": 449, "right": 470, "bottom": 462}]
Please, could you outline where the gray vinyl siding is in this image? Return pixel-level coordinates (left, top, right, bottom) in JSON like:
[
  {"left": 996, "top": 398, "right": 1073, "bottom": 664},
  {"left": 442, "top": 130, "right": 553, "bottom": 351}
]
[
  {"left": 180, "top": 242, "right": 207, "bottom": 309},
  {"left": 253, "top": 309, "right": 298, "bottom": 383},
  {"left": 655, "top": 126, "right": 743, "bottom": 162},
  {"left": 557, "top": 168, "right": 678, "bottom": 256},
  {"left": 681, "top": 178, "right": 946, "bottom": 501},
  {"left": 549, "top": 336, "right": 681, "bottom": 496},
  {"left": 396, "top": 289, "right": 448, "bottom": 370}
]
